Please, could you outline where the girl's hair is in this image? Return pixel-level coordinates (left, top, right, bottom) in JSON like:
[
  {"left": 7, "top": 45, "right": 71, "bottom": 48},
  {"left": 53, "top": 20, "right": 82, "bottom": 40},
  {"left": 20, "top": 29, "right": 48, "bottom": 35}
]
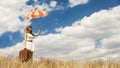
[{"left": 26, "top": 26, "right": 32, "bottom": 33}]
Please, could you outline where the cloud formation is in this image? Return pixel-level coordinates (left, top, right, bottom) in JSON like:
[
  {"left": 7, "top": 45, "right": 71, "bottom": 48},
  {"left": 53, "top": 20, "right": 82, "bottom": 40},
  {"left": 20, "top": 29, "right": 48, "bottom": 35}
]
[
  {"left": 50, "top": 1, "right": 57, "bottom": 8},
  {"left": 0, "top": 0, "right": 29, "bottom": 36},
  {"left": 31, "top": 5, "right": 120, "bottom": 59},
  {"left": 1, "top": 5, "right": 120, "bottom": 60},
  {"left": 69, "top": 0, "right": 89, "bottom": 7},
  {"left": 0, "top": 0, "right": 60, "bottom": 36}
]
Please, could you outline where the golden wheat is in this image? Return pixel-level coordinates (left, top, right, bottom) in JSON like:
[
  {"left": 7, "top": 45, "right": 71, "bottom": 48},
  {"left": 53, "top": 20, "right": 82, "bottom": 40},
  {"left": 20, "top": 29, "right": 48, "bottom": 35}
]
[{"left": 0, "top": 57, "right": 119, "bottom": 68}]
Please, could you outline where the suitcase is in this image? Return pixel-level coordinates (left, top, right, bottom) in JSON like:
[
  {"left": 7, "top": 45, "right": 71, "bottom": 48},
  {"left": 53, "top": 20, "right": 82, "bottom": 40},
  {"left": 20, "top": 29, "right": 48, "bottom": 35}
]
[{"left": 19, "top": 48, "right": 33, "bottom": 62}]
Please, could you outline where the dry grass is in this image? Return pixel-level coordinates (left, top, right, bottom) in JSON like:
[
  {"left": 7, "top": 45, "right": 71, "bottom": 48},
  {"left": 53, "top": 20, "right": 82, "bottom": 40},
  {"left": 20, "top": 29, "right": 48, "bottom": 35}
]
[{"left": 0, "top": 57, "right": 120, "bottom": 68}]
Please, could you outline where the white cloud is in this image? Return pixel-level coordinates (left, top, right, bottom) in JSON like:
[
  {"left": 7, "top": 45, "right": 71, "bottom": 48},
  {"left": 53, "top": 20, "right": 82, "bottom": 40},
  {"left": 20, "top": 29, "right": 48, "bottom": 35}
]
[
  {"left": 34, "top": 3, "right": 53, "bottom": 12},
  {"left": 31, "top": 0, "right": 63, "bottom": 12},
  {"left": 0, "top": 5, "right": 120, "bottom": 60},
  {"left": 84, "top": 34, "right": 120, "bottom": 60},
  {"left": 69, "top": 0, "right": 89, "bottom": 7},
  {"left": 33, "top": 34, "right": 95, "bottom": 58},
  {"left": 41, "top": 30, "right": 48, "bottom": 34},
  {"left": 0, "top": 0, "right": 61, "bottom": 36},
  {"left": 0, "top": 42, "right": 23, "bottom": 57},
  {"left": 101, "top": 34, "right": 120, "bottom": 49},
  {"left": 50, "top": 1, "right": 57, "bottom": 7},
  {"left": 60, "top": 6, "right": 120, "bottom": 39},
  {"left": 34, "top": 5, "right": 120, "bottom": 59},
  {"left": 55, "top": 27, "right": 63, "bottom": 32},
  {"left": 0, "top": 0, "right": 29, "bottom": 36}
]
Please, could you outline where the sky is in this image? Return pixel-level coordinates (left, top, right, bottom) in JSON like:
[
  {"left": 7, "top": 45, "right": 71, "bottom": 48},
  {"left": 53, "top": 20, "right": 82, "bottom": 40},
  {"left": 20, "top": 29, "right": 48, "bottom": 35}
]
[{"left": 0, "top": 0, "right": 120, "bottom": 60}]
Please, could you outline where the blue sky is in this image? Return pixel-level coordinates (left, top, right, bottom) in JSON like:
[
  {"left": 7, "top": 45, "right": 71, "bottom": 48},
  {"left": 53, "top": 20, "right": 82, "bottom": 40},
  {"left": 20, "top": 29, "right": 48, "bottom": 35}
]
[
  {"left": 0, "top": 0, "right": 119, "bottom": 48},
  {"left": 0, "top": 0, "right": 120, "bottom": 59}
]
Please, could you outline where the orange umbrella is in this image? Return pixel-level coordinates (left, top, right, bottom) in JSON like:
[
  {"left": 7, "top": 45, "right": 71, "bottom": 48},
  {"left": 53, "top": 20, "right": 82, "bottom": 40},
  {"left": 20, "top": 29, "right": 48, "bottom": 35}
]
[{"left": 26, "top": 9, "right": 48, "bottom": 20}]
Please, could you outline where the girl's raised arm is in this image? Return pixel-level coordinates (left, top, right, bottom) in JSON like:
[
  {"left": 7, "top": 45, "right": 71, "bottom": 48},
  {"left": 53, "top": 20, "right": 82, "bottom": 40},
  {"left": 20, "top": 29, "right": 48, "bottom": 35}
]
[{"left": 32, "top": 25, "right": 41, "bottom": 36}]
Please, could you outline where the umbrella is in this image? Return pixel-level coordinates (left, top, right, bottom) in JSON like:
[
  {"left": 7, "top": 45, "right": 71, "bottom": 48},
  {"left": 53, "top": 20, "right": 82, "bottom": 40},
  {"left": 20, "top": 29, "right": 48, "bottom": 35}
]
[{"left": 26, "top": 9, "right": 48, "bottom": 21}]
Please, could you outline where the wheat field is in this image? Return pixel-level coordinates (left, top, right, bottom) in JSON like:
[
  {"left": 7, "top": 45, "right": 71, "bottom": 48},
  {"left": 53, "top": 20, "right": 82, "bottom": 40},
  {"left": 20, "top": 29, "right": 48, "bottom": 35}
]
[{"left": 0, "top": 57, "right": 120, "bottom": 68}]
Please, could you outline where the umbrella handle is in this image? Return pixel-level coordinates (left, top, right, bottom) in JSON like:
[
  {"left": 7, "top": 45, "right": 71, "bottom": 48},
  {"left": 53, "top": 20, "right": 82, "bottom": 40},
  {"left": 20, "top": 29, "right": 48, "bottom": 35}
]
[{"left": 38, "top": 23, "right": 41, "bottom": 29}]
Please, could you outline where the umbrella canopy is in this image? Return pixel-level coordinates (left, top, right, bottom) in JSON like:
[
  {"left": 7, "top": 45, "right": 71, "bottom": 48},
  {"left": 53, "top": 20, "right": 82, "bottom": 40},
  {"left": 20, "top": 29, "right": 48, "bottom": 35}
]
[{"left": 26, "top": 9, "right": 48, "bottom": 21}]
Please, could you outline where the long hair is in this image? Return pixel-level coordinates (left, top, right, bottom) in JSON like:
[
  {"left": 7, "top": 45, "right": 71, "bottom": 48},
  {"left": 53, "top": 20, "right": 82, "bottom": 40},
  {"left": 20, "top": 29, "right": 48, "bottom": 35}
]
[{"left": 26, "top": 26, "right": 32, "bottom": 34}]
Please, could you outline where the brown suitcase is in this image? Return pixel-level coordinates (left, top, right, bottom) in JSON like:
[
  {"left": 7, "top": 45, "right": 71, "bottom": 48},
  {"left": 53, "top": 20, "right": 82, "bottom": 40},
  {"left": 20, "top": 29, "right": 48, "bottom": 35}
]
[{"left": 19, "top": 48, "right": 33, "bottom": 62}]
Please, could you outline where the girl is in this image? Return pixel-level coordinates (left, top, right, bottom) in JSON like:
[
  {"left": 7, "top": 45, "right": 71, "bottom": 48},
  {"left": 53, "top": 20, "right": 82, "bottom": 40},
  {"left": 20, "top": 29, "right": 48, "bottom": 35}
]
[{"left": 24, "top": 25, "right": 41, "bottom": 56}]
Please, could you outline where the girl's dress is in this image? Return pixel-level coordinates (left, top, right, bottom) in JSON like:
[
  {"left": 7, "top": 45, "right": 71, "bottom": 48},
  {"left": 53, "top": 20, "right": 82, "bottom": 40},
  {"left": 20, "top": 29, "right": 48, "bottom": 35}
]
[{"left": 25, "top": 33, "right": 34, "bottom": 52}]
